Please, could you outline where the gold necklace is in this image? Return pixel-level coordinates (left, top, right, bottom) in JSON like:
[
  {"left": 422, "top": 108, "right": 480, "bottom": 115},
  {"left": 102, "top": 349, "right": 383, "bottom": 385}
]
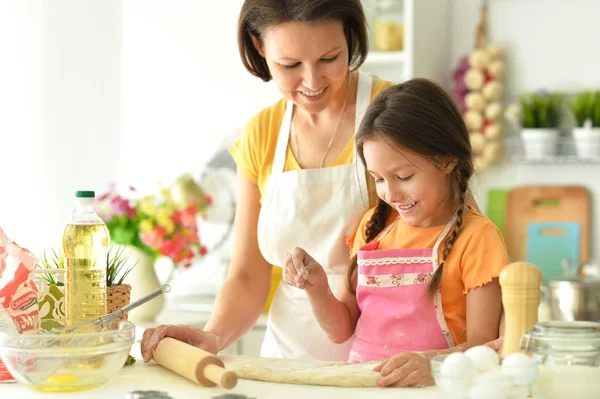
[{"left": 292, "top": 72, "right": 352, "bottom": 168}]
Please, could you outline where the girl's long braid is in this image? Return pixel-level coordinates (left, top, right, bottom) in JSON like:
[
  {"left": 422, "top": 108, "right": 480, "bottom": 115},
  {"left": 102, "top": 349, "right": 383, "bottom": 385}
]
[
  {"left": 427, "top": 166, "right": 469, "bottom": 297},
  {"left": 346, "top": 199, "right": 392, "bottom": 293}
]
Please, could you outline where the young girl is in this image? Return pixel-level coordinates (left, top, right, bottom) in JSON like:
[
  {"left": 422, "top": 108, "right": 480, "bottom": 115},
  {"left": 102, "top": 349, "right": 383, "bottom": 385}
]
[{"left": 283, "top": 78, "right": 509, "bottom": 387}]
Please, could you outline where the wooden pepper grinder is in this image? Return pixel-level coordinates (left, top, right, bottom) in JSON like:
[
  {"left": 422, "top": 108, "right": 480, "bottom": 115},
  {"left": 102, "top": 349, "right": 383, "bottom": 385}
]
[{"left": 499, "top": 261, "right": 543, "bottom": 355}]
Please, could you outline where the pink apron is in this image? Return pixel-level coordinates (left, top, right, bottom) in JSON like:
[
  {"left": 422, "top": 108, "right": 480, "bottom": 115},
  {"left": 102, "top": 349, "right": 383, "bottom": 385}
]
[{"left": 348, "top": 215, "right": 457, "bottom": 363}]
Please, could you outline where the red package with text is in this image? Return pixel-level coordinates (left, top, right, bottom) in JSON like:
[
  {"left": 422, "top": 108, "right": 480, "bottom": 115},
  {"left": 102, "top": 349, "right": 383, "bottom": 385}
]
[{"left": 0, "top": 227, "right": 39, "bottom": 382}]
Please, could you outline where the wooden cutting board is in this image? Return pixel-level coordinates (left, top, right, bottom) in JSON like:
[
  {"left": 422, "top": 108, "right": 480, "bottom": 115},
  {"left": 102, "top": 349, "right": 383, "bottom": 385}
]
[{"left": 505, "top": 186, "right": 591, "bottom": 263}]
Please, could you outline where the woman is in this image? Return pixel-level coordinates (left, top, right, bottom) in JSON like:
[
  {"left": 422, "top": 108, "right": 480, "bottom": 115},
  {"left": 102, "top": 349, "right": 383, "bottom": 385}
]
[{"left": 141, "top": 0, "right": 395, "bottom": 362}]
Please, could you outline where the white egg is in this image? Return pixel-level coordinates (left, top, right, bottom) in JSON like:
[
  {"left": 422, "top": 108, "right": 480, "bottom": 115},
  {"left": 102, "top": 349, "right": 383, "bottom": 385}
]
[
  {"left": 441, "top": 352, "right": 476, "bottom": 379},
  {"left": 469, "top": 370, "right": 511, "bottom": 399},
  {"left": 468, "top": 382, "right": 508, "bottom": 399},
  {"left": 465, "top": 345, "right": 501, "bottom": 372},
  {"left": 438, "top": 352, "right": 476, "bottom": 394},
  {"left": 501, "top": 353, "right": 538, "bottom": 384}
]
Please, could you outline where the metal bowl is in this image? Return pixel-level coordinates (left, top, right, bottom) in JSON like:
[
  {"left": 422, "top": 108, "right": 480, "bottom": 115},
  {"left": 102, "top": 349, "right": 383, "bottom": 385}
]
[{"left": 0, "top": 320, "right": 134, "bottom": 392}]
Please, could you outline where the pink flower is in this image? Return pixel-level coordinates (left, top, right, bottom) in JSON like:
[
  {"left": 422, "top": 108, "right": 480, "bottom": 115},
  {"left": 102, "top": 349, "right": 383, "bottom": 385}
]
[
  {"left": 140, "top": 231, "right": 164, "bottom": 249},
  {"left": 415, "top": 273, "right": 431, "bottom": 285},
  {"left": 366, "top": 276, "right": 379, "bottom": 286},
  {"left": 391, "top": 274, "right": 404, "bottom": 286}
]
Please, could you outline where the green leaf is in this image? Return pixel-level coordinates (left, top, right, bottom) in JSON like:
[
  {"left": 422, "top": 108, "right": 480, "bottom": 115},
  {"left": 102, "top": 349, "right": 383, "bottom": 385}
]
[{"left": 519, "top": 92, "right": 563, "bottom": 129}]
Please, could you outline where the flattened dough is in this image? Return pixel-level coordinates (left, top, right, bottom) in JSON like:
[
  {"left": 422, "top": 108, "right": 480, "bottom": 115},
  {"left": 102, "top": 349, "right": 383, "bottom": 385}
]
[{"left": 219, "top": 355, "right": 379, "bottom": 387}]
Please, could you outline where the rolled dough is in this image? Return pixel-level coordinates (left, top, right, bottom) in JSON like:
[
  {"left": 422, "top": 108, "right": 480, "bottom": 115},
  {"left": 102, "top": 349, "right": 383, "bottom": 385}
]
[{"left": 219, "top": 355, "right": 380, "bottom": 387}]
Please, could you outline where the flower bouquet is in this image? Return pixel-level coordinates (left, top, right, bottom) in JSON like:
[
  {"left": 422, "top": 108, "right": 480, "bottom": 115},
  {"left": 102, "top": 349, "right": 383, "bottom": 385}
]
[{"left": 96, "top": 177, "right": 211, "bottom": 269}]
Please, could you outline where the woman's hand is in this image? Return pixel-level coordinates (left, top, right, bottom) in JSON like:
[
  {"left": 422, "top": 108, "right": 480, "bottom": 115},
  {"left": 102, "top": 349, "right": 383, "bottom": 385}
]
[
  {"left": 282, "top": 247, "right": 328, "bottom": 295},
  {"left": 373, "top": 352, "right": 434, "bottom": 388},
  {"left": 141, "top": 325, "right": 220, "bottom": 363}
]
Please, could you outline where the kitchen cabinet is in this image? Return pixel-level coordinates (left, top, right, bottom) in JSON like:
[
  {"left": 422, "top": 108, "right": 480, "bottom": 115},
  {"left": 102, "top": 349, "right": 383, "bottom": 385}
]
[{"left": 361, "top": 0, "right": 450, "bottom": 83}]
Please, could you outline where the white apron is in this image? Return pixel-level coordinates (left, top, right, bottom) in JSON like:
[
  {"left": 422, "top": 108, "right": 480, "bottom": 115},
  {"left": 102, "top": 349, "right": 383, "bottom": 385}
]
[{"left": 257, "top": 71, "right": 373, "bottom": 361}]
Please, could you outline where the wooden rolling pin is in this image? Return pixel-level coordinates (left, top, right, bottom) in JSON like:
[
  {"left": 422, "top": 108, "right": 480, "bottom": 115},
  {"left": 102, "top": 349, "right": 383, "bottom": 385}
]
[
  {"left": 499, "top": 261, "right": 543, "bottom": 356},
  {"left": 153, "top": 337, "right": 238, "bottom": 389}
]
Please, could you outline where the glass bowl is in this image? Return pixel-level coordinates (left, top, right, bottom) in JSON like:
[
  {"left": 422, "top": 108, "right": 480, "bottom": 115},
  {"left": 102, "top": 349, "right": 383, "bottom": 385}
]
[
  {"left": 430, "top": 352, "right": 539, "bottom": 399},
  {"left": 0, "top": 320, "right": 134, "bottom": 392}
]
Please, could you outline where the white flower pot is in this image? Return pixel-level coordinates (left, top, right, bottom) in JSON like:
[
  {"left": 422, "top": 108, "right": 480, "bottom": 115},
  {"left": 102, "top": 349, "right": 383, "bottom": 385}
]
[
  {"left": 120, "top": 245, "right": 165, "bottom": 323},
  {"left": 573, "top": 127, "right": 600, "bottom": 160},
  {"left": 520, "top": 128, "right": 560, "bottom": 160}
]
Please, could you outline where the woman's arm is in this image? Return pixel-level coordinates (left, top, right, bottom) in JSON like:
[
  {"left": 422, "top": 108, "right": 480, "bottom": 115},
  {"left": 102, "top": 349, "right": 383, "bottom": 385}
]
[{"left": 203, "top": 171, "right": 273, "bottom": 350}]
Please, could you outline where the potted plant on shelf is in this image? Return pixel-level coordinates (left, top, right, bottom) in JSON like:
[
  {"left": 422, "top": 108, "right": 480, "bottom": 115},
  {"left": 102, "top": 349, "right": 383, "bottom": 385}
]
[
  {"left": 570, "top": 90, "right": 600, "bottom": 160},
  {"left": 517, "top": 91, "right": 563, "bottom": 160}
]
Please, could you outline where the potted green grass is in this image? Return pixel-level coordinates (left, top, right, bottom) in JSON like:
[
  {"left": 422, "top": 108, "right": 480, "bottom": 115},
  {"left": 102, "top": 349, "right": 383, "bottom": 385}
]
[
  {"left": 105, "top": 245, "right": 137, "bottom": 320},
  {"left": 518, "top": 91, "right": 564, "bottom": 160},
  {"left": 37, "top": 245, "right": 137, "bottom": 320},
  {"left": 571, "top": 91, "right": 600, "bottom": 159}
]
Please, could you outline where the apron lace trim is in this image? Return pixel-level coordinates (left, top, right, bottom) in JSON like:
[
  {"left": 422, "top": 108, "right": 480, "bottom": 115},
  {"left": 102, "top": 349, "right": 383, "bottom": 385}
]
[
  {"left": 357, "top": 272, "right": 434, "bottom": 287},
  {"left": 357, "top": 256, "right": 433, "bottom": 267}
]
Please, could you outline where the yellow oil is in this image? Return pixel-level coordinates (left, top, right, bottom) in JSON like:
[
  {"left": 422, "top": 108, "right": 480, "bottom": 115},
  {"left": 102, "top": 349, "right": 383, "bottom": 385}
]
[
  {"left": 34, "top": 373, "right": 100, "bottom": 392},
  {"left": 62, "top": 223, "right": 109, "bottom": 326}
]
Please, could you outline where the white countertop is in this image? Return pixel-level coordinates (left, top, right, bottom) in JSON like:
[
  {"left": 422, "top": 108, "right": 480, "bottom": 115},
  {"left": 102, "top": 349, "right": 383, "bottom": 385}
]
[{"left": 3, "top": 354, "right": 443, "bottom": 399}]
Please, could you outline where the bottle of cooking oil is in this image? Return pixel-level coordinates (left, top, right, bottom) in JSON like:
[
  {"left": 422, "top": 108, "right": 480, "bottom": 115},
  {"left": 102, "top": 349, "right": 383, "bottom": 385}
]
[{"left": 62, "top": 190, "right": 109, "bottom": 326}]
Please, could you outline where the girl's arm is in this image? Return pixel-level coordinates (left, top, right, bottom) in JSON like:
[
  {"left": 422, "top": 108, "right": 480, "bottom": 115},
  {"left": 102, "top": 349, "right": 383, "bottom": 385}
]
[
  {"left": 284, "top": 248, "right": 360, "bottom": 344},
  {"left": 422, "top": 278, "right": 502, "bottom": 358},
  {"left": 306, "top": 271, "right": 360, "bottom": 344}
]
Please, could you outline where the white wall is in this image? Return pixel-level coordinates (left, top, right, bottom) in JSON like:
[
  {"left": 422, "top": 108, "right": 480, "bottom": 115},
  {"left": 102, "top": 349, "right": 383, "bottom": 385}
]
[
  {"left": 0, "top": 1, "right": 45, "bottom": 248},
  {"left": 119, "top": 0, "right": 280, "bottom": 193},
  {"left": 450, "top": 0, "right": 600, "bottom": 260},
  {"left": 0, "top": 1, "right": 121, "bottom": 253}
]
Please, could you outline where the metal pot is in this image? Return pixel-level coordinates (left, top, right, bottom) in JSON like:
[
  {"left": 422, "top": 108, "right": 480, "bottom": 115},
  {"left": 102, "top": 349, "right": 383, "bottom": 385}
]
[{"left": 544, "top": 276, "right": 600, "bottom": 322}]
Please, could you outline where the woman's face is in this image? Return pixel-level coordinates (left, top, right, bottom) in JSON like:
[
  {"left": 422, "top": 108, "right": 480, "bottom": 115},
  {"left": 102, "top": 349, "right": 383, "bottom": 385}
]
[{"left": 255, "top": 20, "right": 349, "bottom": 114}]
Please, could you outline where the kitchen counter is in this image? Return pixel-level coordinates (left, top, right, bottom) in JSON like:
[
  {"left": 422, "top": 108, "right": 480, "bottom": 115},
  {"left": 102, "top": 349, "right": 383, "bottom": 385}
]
[{"left": 3, "top": 347, "right": 443, "bottom": 399}]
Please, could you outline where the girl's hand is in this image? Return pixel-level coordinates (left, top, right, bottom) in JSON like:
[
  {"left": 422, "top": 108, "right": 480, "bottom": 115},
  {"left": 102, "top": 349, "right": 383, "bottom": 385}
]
[
  {"left": 485, "top": 337, "right": 504, "bottom": 354},
  {"left": 373, "top": 352, "right": 434, "bottom": 388},
  {"left": 282, "top": 247, "right": 328, "bottom": 294}
]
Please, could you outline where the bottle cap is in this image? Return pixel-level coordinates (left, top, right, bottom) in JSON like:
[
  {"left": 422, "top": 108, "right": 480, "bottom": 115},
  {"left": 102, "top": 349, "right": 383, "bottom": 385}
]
[{"left": 75, "top": 191, "right": 95, "bottom": 198}]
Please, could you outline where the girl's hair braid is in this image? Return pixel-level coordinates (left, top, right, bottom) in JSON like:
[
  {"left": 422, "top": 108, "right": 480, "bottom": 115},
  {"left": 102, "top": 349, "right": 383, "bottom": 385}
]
[{"left": 346, "top": 199, "right": 392, "bottom": 293}]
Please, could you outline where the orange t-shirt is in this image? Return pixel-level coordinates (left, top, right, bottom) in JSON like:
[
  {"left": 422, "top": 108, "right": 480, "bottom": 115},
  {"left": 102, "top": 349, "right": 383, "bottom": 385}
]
[{"left": 350, "top": 207, "right": 509, "bottom": 345}]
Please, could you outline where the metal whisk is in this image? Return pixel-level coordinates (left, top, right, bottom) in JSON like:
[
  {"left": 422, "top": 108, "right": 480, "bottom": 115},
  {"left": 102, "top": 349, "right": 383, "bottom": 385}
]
[{"left": 55, "top": 284, "right": 171, "bottom": 334}]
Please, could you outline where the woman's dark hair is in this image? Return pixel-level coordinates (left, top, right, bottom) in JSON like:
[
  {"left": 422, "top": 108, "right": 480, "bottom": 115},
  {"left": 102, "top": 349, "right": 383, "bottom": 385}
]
[
  {"left": 347, "top": 78, "right": 474, "bottom": 297},
  {"left": 238, "top": 0, "right": 368, "bottom": 82}
]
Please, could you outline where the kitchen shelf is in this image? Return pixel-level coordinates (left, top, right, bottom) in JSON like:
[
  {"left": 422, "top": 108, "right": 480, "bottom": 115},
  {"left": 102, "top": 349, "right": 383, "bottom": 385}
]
[
  {"left": 364, "top": 51, "right": 406, "bottom": 64},
  {"left": 359, "top": 0, "right": 449, "bottom": 83},
  {"left": 503, "top": 136, "right": 600, "bottom": 165}
]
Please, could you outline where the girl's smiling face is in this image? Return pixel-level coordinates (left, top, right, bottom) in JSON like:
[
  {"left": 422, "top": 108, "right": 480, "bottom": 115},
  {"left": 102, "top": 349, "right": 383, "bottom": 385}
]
[{"left": 362, "top": 138, "right": 458, "bottom": 228}]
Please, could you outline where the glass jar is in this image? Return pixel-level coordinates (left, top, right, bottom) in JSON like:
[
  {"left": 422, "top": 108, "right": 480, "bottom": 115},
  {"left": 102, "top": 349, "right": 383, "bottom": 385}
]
[
  {"left": 373, "top": 0, "right": 404, "bottom": 51},
  {"left": 521, "top": 321, "right": 600, "bottom": 399}
]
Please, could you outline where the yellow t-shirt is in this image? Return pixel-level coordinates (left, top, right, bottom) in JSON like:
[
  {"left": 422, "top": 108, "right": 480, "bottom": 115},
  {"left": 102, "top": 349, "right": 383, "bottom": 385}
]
[
  {"left": 350, "top": 207, "right": 510, "bottom": 345},
  {"left": 229, "top": 77, "right": 394, "bottom": 207}
]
